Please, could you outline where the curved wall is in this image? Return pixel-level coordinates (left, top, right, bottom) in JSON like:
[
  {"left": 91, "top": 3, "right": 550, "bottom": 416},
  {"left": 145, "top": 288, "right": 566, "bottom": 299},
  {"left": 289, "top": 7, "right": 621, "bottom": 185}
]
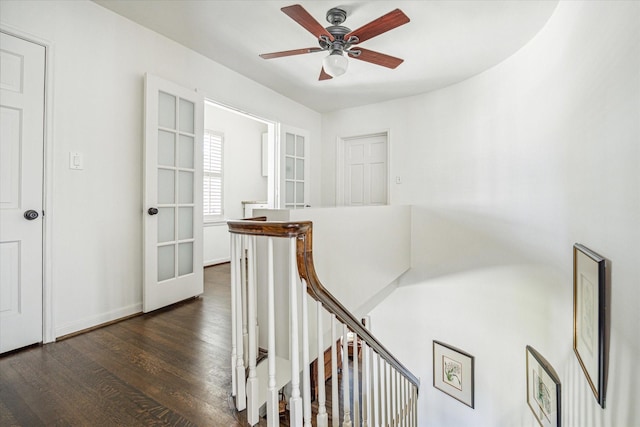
[{"left": 322, "top": 1, "right": 639, "bottom": 425}]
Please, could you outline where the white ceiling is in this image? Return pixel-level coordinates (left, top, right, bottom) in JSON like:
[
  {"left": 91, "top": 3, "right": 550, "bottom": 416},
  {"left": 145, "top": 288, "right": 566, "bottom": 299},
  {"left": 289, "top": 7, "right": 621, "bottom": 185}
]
[{"left": 93, "top": 0, "right": 558, "bottom": 113}]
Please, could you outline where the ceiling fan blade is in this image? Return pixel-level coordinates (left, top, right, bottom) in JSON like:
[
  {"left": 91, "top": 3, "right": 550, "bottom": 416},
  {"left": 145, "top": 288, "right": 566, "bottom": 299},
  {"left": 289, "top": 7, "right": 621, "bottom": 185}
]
[
  {"left": 282, "top": 4, "right": 333, "bottom": 41},
  {"left": 345, "top": 9, "right": 410, "bottom": 44},
  {"left": 351, "top": 48, "right": 404, "bottom": 69},
  {"left": 319, "top": 67, "right": 333, "bottom": 81},
  {"left": 260, "top": 47, "right": 320, "bottom": 59}
]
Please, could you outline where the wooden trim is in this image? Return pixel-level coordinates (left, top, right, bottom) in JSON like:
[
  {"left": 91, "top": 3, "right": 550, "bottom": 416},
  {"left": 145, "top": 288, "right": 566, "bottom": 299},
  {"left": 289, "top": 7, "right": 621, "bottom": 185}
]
[{"left": 227, "top": 219, "right": 312, "bottom": 238}]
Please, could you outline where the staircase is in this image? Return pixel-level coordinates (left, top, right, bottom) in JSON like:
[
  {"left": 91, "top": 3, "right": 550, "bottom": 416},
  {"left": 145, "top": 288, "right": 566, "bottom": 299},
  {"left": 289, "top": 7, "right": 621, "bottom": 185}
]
[{"left": 228, "top": 217, "right": 420, "bottom": 426}]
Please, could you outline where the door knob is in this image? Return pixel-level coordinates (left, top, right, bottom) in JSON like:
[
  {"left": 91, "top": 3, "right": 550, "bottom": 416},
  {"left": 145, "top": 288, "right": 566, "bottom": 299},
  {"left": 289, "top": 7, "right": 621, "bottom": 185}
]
[
  {"left": 24, "top": 210, "right": 39, "bottom": 220},
  {"left": 147, "top": 207, "right": 159, "bottom": 215}
]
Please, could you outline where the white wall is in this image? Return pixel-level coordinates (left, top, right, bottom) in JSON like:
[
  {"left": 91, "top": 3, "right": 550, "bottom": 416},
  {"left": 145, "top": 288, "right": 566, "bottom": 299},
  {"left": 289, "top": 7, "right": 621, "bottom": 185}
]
[
  {"left": 1, "top": 0, "right": 321, "bottom": 337},
  {"left": 323, "top": 1, "right": 639, "bottom": 426},
  {"left": 203, "top": 104, "right": 268, "bottom": 266},
  {"left": 287, "top": 206, "right": 411, "bottom": 317}
]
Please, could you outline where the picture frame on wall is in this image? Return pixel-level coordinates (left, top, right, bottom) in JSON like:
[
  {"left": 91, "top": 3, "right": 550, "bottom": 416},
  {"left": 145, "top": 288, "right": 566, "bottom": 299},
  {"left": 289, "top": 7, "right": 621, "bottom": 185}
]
[
  {"left": 526, "top": 345, "right": 561, "bottom": 427},
  {"left": 433, "top": 340, "right": 474, "bottom": 408},
  {"left": 573, "top": 243, "right": 607, "bottom": 407}
]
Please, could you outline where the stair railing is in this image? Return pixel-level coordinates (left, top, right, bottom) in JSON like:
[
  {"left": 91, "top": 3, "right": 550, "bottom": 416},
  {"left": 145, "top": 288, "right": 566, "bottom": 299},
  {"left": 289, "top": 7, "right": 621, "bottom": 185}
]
[{"left": 228, "top": 218, "right": 419, "bottom": 427}]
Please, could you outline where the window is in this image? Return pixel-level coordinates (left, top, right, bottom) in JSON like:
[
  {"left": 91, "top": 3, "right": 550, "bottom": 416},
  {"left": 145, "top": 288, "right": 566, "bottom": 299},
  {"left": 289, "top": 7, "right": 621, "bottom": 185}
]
[{"left": 203, "top": 130, "right": 223, "bottom": 221}]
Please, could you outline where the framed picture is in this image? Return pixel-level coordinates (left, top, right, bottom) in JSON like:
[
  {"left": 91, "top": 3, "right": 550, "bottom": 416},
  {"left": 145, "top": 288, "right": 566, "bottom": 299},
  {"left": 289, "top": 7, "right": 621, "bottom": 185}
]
[
  {"left": 526, "top": 345, "right": 561, "bottom": 427},
  {"left": 433, "top": 340, "right": 474, "bottom": 408},
  {"left": 573, "top": 243, "right": 607, "bottom": 407}
]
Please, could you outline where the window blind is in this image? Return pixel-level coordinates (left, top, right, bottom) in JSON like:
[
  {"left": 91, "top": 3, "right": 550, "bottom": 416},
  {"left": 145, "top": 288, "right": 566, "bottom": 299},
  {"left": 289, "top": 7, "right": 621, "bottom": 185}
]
[{"left": 203, "top": 130, "right": 223, "bottom": 219}]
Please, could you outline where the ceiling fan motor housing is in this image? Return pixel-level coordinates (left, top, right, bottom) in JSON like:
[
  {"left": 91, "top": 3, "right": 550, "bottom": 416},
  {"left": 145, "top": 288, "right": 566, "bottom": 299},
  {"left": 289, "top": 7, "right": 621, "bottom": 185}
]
[
  {"left": 326, "top": 8, "right": 347, "bottom": 26},
  {"left": 322, "top": 7, "right": 359, "bottom": 54}
]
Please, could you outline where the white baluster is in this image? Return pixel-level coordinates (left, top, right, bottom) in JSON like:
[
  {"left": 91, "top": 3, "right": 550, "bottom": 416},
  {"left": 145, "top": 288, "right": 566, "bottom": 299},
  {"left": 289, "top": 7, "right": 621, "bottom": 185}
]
[
  {"left": 404, "top": 377, "right": 411, "bottom": 427},
  {"left": 302, "top": 279, "right": 312, "bottom": 427},
  {"left": 266, "top": 237, "right": 279, "bottom": 427},
  {"left": 252, "top": 236, "right": 259, "bottom": 360},
  {"left": 241, "top": 236, "right": 249, "bottom": 366},
  {"left": 389, "top": 364, "right": 395, "bottom": 427},
  {"left": 413, "top": 386, "right": 418, "bottom": 426},
  {"left": 371, "top": 352, "right": 377, "bottom": 427},
  {"left": 384, "top": 361, "right": 389, "bottom": 427},
  {"left": 391, "top": 369, "right": 395, "bottom": 427},
  {"left": 353, "top": 334, "right": 360, "bottom": 427},
  {"left": 396, "top": 370, "right": 401, "bottom": 427},
  {"left": 288, "top": 237, "right": 303, "bottom": 426},
  {"left": 230, "top": 235, "right": 237, "bottom": 398},
  {"left": 331, "top": 315, "right": 339, "bottom": 427},
  {"left": 403, "top": 378, "right": 407, "bottom": 427},
  {"left": 400, "top": 375, "right": 406, "bottom": 427},
  {"left": 408, "top": 383, "right": 412, "bottom": 427},
  {"left": 370, "top": 350, "right": 377, "bottom": 427},
  {"left": 407, "top": 377, "right": 412, "bottom": 427},
  {"left": 398, "top": 375, "right": 402, "bottom": 427},
  {"left": 362, "top": 341, "right": 369, "bottom": 427},
  {"left": 316, "top": 301, "right": 328, "bottom": 427},
  {"left": 342, "top": 325, "right": 352, "bottom": 427},
  {"left": 246, "top": 236, "right": 259, "bottom": 425},
  {"left": 393, "top": 369, "right": 398, "bottom": 426},
  {"left": 377, "top": 353, "right": 382, "bottom": 427},
  {"left": 234, "top": 235, "right": 246, "bottom": 410}
]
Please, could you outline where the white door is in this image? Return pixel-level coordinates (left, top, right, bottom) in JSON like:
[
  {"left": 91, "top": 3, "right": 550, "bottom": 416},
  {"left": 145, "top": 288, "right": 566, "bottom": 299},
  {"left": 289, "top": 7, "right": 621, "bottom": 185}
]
[
  {"left": 281, "top": 126, "right": 310, "bottom": 209},
  {"left": 143, "top": 74, "right": 203, "bottom": 312},
  {"left": 344, "top": 133, "right": 388, "bottom": 206},
  {"left": 0, "top": 32, "right": 45, "bottom": 353}
]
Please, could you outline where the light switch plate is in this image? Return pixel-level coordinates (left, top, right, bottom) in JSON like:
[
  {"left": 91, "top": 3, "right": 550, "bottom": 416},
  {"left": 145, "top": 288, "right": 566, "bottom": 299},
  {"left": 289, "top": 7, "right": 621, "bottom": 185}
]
[{"left": 69, "top": 152, "right": 83, "bottom": 170}]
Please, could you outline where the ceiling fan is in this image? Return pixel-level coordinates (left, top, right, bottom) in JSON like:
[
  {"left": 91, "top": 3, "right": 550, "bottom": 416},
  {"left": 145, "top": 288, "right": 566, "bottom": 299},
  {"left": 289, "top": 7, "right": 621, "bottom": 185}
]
[{"left": 259, "top": 4, "right": 410, "bottom": 80}]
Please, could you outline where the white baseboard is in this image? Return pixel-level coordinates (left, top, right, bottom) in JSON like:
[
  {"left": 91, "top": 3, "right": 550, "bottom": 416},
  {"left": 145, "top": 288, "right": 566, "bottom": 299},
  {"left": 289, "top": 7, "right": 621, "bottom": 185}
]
[
  {"left": 54, "top": 258, "right": 230, "bottom": 338},
  {"left": 204, "top": 257, "right": 230, "bottom": 267},
  {"left": 54, "top": 303, "right": 142, "bottom": 338}
]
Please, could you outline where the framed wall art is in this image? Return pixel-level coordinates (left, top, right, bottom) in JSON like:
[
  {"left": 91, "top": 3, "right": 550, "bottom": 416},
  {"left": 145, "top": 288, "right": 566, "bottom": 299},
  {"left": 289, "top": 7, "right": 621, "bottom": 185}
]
[
  {"left": 573, "top": 243, "right": 607, "bottom": 407},
  {"left": 433, "top": 340, "right": 474, "bottom": 408},
  {"left": 526, "top": 345, "right": 561, "bottom": 427}
]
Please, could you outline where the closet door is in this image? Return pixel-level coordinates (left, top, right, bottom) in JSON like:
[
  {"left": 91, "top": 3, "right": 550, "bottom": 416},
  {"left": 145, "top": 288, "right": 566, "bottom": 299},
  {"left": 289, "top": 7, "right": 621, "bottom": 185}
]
[{"left": 0, "top": 32, "right": 46, "bottom": 352}]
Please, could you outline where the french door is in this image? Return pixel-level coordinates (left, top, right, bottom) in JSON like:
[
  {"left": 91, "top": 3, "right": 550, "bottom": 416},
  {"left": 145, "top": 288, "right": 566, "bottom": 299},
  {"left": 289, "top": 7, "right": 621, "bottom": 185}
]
[
  {"left": 281, "top": 126, "right": 310, "bottom": 209},
  {"left": 143, "top": 74, "right": 203, "bottom": 312}
]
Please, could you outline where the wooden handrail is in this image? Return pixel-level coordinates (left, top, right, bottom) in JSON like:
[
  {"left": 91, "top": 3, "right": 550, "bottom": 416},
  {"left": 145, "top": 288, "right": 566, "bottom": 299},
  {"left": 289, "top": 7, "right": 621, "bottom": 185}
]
[
  {"left": 228, "top": 218, "right": 311, "bottom": 238},
  {"left": 227, "top": 219, "right": 420, "bottom": 390}
]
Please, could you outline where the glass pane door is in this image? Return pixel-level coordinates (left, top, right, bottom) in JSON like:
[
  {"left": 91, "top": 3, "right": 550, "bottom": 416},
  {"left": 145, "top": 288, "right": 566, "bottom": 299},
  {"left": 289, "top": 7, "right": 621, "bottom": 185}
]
[
  {"left": 144, "top": 73, "right": 203, "bottom": 313},
  {"left": 284, "top": 131, "right": 307, "bottom": 209},
  {"left": 157, "top": 91, "right": 196, "bottom": 281}
]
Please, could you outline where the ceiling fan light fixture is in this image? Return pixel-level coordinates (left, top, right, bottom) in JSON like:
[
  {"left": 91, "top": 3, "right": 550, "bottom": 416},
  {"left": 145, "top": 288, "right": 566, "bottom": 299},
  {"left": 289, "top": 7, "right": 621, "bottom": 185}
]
[{"left": 323, "top": 50, "right": 348, "bottom": 77}]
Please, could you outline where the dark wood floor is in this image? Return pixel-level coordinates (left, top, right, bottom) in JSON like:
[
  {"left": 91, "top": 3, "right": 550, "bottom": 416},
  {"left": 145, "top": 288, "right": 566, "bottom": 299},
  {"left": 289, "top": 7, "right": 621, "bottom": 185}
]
[
  {"left": 0, "top": 264, "right": 250, "bottom": 426},
  {"left": 0, "top": 263, "right": 358, "bottom": 426}
]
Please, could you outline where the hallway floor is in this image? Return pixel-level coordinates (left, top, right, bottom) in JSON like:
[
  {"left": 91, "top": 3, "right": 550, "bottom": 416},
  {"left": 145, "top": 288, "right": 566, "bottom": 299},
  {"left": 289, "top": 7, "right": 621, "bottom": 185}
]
[{"left": 0, "top": 264, "right": 248, "bottom": 426}]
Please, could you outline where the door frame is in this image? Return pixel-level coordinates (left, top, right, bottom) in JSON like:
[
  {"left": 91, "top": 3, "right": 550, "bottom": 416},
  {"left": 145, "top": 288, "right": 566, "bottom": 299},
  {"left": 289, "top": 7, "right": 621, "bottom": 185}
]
[
  {"left": 201, "top": 98, "right": 279, "bottom": 210},
  {"left": 1, "top": 24, "right": 55, "bottom": 344},
  {"left": 335, "top": 129, "right": 390, "bottom": 206}
]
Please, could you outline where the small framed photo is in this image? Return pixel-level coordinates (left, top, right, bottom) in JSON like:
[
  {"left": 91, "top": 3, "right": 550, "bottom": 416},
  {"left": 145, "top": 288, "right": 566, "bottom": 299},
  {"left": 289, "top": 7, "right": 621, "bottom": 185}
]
[
  {"left": 433, "top": 340, "right": 474, "bottom": 408},
  {"left": 573, "top": 243, "right": 607, "bottom": 407},
  {"left": 526, "top": 345, "right": 561, "bottom": 427}
]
